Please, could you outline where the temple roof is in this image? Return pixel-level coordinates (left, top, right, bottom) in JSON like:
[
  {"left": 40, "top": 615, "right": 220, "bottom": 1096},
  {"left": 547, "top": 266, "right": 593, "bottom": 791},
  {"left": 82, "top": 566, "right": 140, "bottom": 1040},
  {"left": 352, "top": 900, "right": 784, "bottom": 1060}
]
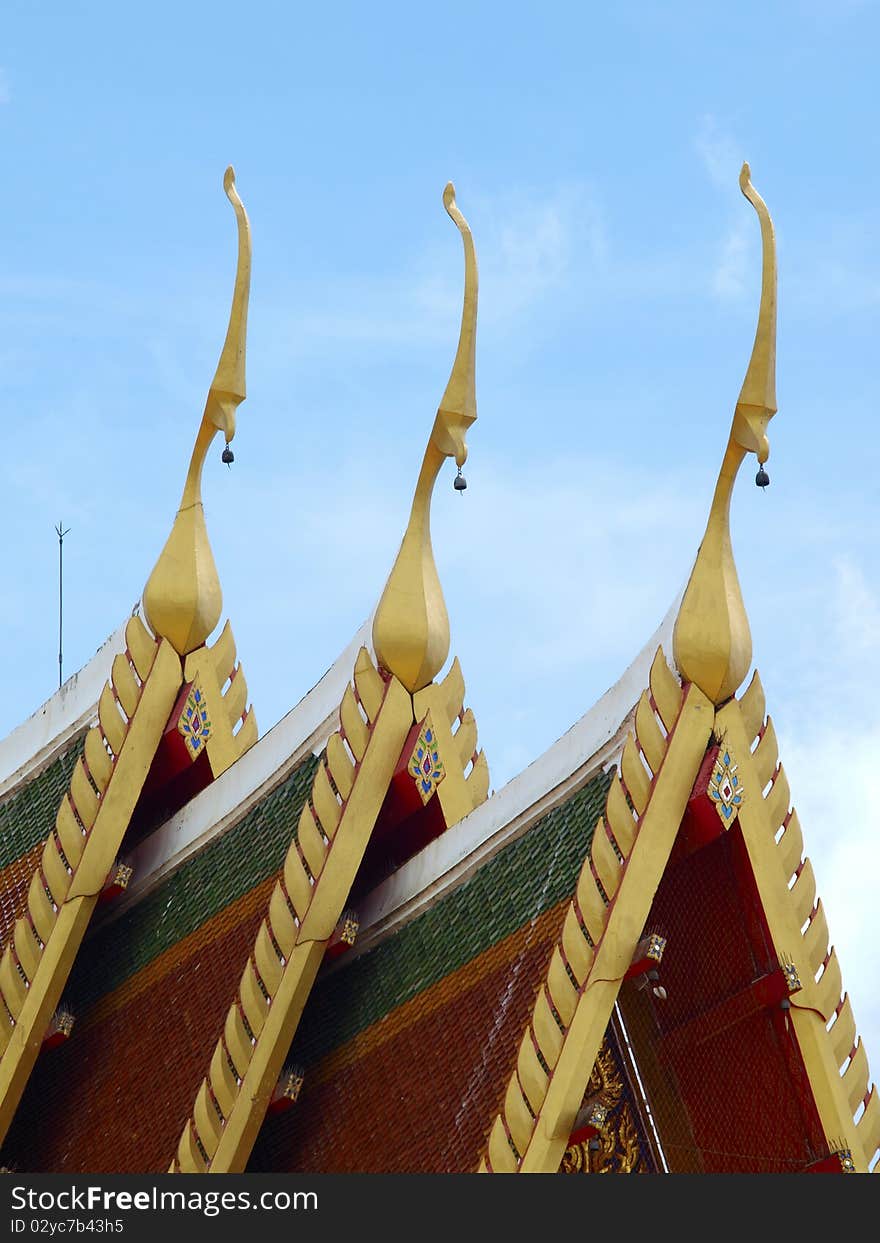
[{"left": 0, "top": 163, "right": 877, "bottom": 1176}]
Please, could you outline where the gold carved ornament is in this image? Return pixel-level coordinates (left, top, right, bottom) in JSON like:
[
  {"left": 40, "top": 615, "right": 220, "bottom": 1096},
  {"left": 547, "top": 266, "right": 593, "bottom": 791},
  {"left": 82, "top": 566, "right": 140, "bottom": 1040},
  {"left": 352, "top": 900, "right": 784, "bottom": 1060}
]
[
  {"left": 371, "top": 182, "right": 477, "bottom": 694},
  {"left": 560, "top": 1041, "right": 643, "bottom": 1174},
  {"left": 143, "top": 166, "right": 251, "bottom": 657},
  {"left": 672, "top": 164, "right": 777, "bottom": 705}
]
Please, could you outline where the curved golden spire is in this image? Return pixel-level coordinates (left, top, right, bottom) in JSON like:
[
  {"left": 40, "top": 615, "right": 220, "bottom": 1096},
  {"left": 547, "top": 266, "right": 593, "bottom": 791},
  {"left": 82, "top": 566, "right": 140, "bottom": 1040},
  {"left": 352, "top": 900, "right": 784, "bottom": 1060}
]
[
  {"left": 371, "top": 182, "right": 478, "bottom": 693},
  {"left": 143, "top": 166, "right": 251, "bottom": 656},
  {"left": 672, "top": 163, "right": 778, "bottom": 704}
]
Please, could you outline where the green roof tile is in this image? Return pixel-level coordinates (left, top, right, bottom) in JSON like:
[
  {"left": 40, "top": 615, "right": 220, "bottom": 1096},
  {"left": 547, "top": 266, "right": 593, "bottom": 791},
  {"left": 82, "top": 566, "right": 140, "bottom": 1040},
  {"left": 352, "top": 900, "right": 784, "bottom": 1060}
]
[
  {"left": 289, "top": 769, "right": 611, "bottom": 1068},
  {"left": 0, "top": 735, "right": 85, "bottom": 871},
  {"left": 68, "top": 752, "right": 318, "bottom": 1010}
]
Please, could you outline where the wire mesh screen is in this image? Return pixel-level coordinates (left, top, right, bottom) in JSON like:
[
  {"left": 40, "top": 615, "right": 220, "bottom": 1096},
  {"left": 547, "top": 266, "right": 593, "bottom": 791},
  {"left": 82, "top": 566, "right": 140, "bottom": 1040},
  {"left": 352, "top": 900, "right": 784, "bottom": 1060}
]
[{"left": 615, "top": 823, "right": 828, "bottom": 1174}]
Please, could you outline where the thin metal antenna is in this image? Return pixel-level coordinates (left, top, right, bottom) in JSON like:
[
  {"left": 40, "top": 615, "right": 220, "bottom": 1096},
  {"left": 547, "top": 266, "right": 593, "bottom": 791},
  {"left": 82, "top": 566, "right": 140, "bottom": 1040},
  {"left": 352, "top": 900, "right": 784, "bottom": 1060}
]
[{"left": 55, "top": 522, "right": 71, "bottom": 688}]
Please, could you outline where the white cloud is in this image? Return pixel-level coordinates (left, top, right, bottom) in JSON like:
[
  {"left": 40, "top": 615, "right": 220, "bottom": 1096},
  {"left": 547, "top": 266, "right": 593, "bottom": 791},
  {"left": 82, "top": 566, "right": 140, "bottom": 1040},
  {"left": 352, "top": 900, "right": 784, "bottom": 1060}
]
[
  {"left": 695, "top": 114, "right": 743, "bottom": 190},
  {"left": 773, "top": 553, "right": 880, "bottom": 1099},
  {"left": 831, "top": 556, "right": 880, "bottom": 660},
  {"left": 478, "top": 185, "right": 605, "bottom": 320},
  {"left": 712, "top": 219, "right": 753, "bottom": 301},
  {"left": 274, "top": 183, "right": 601, "bottom": 355}
]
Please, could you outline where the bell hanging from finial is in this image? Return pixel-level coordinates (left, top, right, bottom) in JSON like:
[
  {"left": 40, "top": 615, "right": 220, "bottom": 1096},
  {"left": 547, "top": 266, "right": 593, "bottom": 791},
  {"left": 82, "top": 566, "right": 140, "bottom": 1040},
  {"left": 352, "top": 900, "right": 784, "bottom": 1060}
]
[
  {"left": 755, "top": 464, "right": 769, "bottom": 489},
  {"left": 453, "top": 466, "right": 467, "bottom": 493},
  {"left": 222, "top": 444, "right": 235, "bottom": 467}
]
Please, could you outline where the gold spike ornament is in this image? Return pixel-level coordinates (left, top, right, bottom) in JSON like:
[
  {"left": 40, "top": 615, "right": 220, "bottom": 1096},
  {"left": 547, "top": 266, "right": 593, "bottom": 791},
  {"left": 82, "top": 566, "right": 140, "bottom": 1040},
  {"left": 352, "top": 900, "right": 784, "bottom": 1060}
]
[
  {"left": 143, "top": 167, "right": 251, "bottom": 656},
  {"left": 673, "top": 163, "right": 777, "bottom": 704},
  {"left": 371, "top": 183, "right": 478, "bottom": 693}
]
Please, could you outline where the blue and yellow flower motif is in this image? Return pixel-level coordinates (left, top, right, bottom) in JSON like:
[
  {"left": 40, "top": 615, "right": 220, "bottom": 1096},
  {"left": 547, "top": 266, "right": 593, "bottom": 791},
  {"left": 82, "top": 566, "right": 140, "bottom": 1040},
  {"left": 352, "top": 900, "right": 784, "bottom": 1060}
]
[
  {"left": 708, "top": 748, "right": 744, "bottom": 825},
  {"left": 408, "top": 712, "right": 445, "bottom": 805},
  {"left": 178, "top": 679, "right": 213, "bottom": 761}
]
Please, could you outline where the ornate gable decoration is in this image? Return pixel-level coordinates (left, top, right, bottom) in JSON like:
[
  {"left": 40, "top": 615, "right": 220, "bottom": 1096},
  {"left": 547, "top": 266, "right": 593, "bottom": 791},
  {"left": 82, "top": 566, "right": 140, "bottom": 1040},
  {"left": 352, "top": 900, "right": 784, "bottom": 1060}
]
[
  {"left": 708, "top": 747, "right": 744, "bottom": 825},
  {"left": 178, "top": 679, "right": 213, "bottom": 760},
  {"left": 408, "top": 712, "right": 446, "bottom": 804}
]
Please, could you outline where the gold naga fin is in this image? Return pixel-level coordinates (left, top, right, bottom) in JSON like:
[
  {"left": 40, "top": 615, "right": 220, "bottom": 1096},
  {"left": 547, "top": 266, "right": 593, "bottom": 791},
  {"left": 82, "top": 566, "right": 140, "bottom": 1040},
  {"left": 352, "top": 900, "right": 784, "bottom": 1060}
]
[
  {"left": 437, "top": 182, "right": 478, "bottom": 437},
  {"left": 673, "top": 162, "right": 778, "bottom": 704},
  {"left": 209, "top": 166, "right": 251, "bottom": 433},
  {"left": 143, "top": 166, "right": 252, "bottom": 656},
  {"left": 371, "top": 182, "right": 478, "bottom": 693},
  {"left": 735, "top": 162, "right": 777, "bottom": 454}
]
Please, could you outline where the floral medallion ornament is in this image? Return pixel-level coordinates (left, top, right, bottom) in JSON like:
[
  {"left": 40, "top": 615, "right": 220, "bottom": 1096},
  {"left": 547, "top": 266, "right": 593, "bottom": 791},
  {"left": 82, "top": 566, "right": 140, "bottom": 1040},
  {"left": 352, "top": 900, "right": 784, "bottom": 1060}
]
[
  {"left": 408, "top": 712, "right": 445, "bottom": 805},
  {"left": 178, "top": 678, "right": 212, "bottom": 761},
  {"left": 708, "top": 747, "right": 744, "bottom": 825}
]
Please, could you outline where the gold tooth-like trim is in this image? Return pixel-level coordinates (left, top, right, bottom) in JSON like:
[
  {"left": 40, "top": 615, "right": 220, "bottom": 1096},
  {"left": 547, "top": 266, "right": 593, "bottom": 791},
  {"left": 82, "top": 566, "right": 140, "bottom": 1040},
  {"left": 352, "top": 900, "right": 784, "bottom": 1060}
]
[
  {"left": 829, "top": 997, "right": 857, "bottom": 1068},
  {"left": 210, "top": 621, "right": 237, "bottom": 687},
  {"left": 591, "top": 823, "right": 623, "bottom": 900},
  {"left": 224, "top": 669, "right": 248, "bottom": 726},
  {"left": 354, "top": 648, "right": 385, "bottom": 722},
  {"left": 562, "top": 907, "right": 594, "bottom": 984},
  {"left": 858, "top": 1088, "right": 880, "bottom": 1168},
  {"left": 311, "top": 765, "right": 342, "bottom": 839},
  {"left": 55, "top": 799, "right": 85, "bottom": 870},
  {"left": 111, "top": 653, "right": 140, "bottom": 719},
  {"left": 517, "top": 1031, "right": 549, "bottom": 1115},
  {"left": 27, "top": 873, "right": 55, "bottom": 946},
  {"left": 480, "top": 661, "right": 711, "bottom": 1174},
  {"left": 486, "top": 1116, "right": 517, "bottom": 1173},
  {"left": 548, "top": 948, "right": 579, "bottom": 1026},
  {"left": 606, "top": 778, "right": 637, "bottom": 856},
  {"left": 297, "top": 804, "right": 328, "bottom": 879},
  {"left": 777, "top": 810, "right": 804, "bottom": 879},
  {"left": 282, "top": 841, "right": 313, "bottom": 921},
  {"left": 442, "top": 657, "right": 466, "bottom": 723},
  {"left": 12, "top": 921, "right": 41, "bottom": 982},
  {"left": 620, "top": 737, "right": 650, "bottom": 816},
  {"left": 70, "top": 760, "right": 99, "bottom": 831},
  {"left": 41, "top": 836, "right": 71, "bottom": 907},
  {"left": 125, "top": 615, "right": 158, "bottom": 683},
  {"left": 466, "top": 750, "right": 491, "bottom": 804},
  {"left": 752, "top": 717, "right": 779, "bottom": 789},
  {"left": 649, "top": 648, "right": 682, "bottom": 734},
  {"left": 0, "top": 634, "right": 180, "bottom": 1141},
  {"left": 178, "top": 1121, "right": 209, "bottom": 1173},
  {"left": 194, "top": 1081, "right": 222, "bottom": 1158},
  {"left": 739, "top": 670, "right": 766, "bottom": 745},
  {"left": 791, "top": 859, "right": 817, "bottom": 930},
  {"left": 814, "top": 948, "right": 842, "bottom": 1020},
  {"left": 843, "top": 1041, "right": 870, "bottom": 1115},
  {"left": 411, "top": 655, "right": 491, "bottom": 825},
  {"left": 84, "top": 729, "right": 113, "bottom": 792},
  {"left": 763, "top": 764, "right": 791, "bottom": 828},
  {"left": 98, "top": 685, "right": 127, "bottom": 757},
  {"left": 340, "top": 686, "right": 370, "bottom": 762},
  {"left": 0, "top": 948, "right": 26, "bottom": 1015},
  {"left": 454, "top": 710, "right": 478, "bottom": 771},
  {"left": 802, "top": 900, "right": 829, "bottom": 968},
  {"left": 635, "top": 691, "right": 665, "bottom": 776},
  {"left": 326, "top": 734, "right": 355, "bottom": 801},
  {"left": 254, "top": 922, "right": 283, "bottom": 996},
  {"left": 738, "top": 684, "right": 878, "bottom": 1168},
  {"left": 504, "top": 1076, "right": 534, "bottom": 1156},
  {"left": 576, "top": 859, "right": 609, "bottom": 945},
  {"left": 170, "top": 647, "right": 413, "bottom": 1174}
]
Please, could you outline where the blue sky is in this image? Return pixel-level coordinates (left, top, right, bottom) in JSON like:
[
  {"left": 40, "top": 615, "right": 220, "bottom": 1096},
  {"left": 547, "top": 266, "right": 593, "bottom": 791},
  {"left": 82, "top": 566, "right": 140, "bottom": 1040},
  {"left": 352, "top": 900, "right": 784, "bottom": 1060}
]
[{"left": 2, "top": 2, "right": 879, "bottom": 1153}]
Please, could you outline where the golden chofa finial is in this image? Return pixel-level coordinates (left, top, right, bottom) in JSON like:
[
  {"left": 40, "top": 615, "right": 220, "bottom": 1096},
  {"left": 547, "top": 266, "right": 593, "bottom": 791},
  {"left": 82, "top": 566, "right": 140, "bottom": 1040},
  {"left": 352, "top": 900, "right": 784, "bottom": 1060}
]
[
  {"left": 143, "top": 166, "right": 251, "bottom": 656},
  {"left": 672, "top": 163, "right": 778, "bottom": 705},
  {"left": 371, "top": 182, "right": 478, "bottom": 693}
]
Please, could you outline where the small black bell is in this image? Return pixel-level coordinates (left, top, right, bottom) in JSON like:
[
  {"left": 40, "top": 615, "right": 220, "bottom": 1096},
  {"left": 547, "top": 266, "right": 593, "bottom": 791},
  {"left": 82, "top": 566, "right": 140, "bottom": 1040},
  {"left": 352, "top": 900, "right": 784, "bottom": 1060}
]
[
  {"left": 453, "top": 467, "right": 467, "bottom": 493},
  {"left": 755, "top": 464, "right": 770, "bottom": 489},
  {"left": 222, "top": 444, "right": 234, "bottom": 467}
]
